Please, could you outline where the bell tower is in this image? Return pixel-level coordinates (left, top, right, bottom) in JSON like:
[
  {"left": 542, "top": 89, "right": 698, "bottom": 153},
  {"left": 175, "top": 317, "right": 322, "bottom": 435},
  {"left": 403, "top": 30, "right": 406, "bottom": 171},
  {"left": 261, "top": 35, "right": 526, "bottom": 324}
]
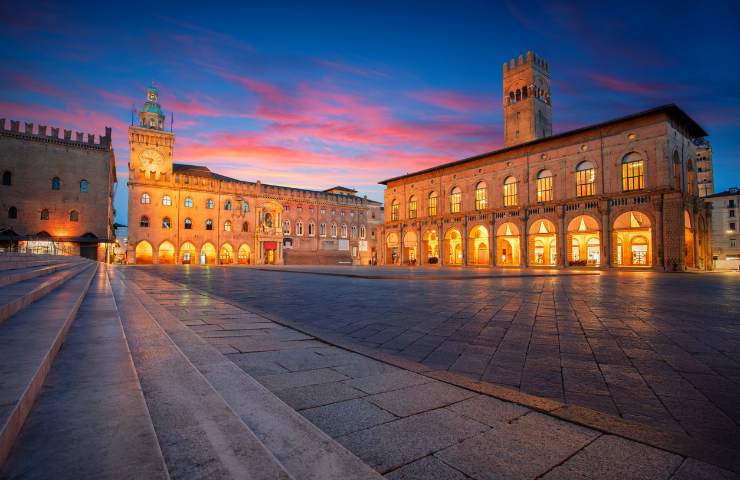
[
  {"left": 503, "top": 51, "right": 552, "bottom": 147},
  {"left": 128, "top": 85, "right": 174, "bottom": 179}
]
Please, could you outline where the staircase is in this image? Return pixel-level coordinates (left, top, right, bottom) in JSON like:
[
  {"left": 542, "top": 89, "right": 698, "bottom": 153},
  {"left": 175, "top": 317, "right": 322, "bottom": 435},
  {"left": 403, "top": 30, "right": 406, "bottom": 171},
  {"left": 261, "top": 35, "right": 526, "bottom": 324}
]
[{"left": 0, "top": 254, "right": 380, "bottom": 480}]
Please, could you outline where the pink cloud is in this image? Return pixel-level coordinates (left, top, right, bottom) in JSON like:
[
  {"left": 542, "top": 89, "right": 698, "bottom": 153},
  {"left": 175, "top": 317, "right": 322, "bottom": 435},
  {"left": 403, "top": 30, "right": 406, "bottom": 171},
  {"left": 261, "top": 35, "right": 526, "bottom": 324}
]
[
  {"left": 589, "top": 73, "right": 662, "bottom": 96},
  {"left": 410, "top": 90, "right": 500, "bottom": 113}
]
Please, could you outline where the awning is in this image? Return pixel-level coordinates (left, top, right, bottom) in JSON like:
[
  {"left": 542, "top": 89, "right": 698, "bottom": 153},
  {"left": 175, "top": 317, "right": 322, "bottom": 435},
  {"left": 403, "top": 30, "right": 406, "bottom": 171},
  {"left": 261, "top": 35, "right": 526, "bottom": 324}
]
[{"left": 263, "top": 241, "right": 277, "bottom": 250}]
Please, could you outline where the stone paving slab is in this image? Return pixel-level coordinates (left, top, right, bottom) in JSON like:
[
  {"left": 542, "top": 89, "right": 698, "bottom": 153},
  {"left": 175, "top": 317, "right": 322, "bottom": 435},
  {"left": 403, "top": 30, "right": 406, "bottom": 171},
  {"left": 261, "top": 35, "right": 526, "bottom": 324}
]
[
  {"left": 385, "top": 456, "right": 469, "bottom": 480},
  {"left": 301, "top": 398, "right": 398, "bottom": 438},
  {"left": 367, "top": 381, "right": 475, "bottom": 417}
]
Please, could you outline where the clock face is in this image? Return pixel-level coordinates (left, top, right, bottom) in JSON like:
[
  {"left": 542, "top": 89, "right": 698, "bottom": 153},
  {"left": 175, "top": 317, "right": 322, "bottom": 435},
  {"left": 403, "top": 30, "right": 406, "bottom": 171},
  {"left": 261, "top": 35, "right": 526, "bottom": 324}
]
[{"left": 140, "top": 149, "right": 163, "bottom": 169}]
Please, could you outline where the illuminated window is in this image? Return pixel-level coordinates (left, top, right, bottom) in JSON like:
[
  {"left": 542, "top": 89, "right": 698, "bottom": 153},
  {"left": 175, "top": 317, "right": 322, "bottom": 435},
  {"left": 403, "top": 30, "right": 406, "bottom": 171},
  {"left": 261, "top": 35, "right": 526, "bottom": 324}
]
[
  {"left": 206, "top": 199, "right": 214, "bottom": 209},
  {"left": 162, "top": 217, "right": 171, "bottom": 229},
  {"left": 575, "top": 161, "right": 595, "bottom": 197},
  {"left": 224, "top": 220, "right": 232, "bottom": 232},
  {"left": 283, "top": 220, "right": 291, "bottom": 235},
  {"left": 141, "top": 193, "right": 151, "bottom": 204},
  {"left": 51, "top": 177, "right": 60, "bottom": 190},
  {"left": 69, "top": 210, "right": 79, "bottom": 222},
  {"left": 408, "top": 196, "right": 417, "bottom": 219},
  {"left": 224, "top": 200, "right": 232, "bottom": 210},
  {"left": 184, "top": 197, "right": 193, "bottom": 208},
  {"left": 184, "top": 218, "right": 192, "bottom": 229},
  {"left": 503, "top": 176, "right": 517, "bottom": 207},
  {"left": 391, "top": 200, "right": 399, "bottom": 221},
  {"left": 475, "top": 182, "right": 487, "bottom": 210},
  {"left": 8, "top": 206, "right": 17, "bottom": 219},
  {"left": 428, "top": 192, "right": 438, "bottom": 216},
  {"left": 205, "top": 219, "right": 213, "bottom": 230},
  {"left": 360, "top": 225, "right": 366, "bottom": 239},
  {"left": 163, "top": 195, "right": 172, "bottom": 206},
  {"left": 41, "top": 209, "right": 49, "bottom": 220},
  {"left": 79, "top": 179, "right": 88, "bottom": 192},
  {"left": 139, "top": 215, "right": 149, "bottom": 228},
  {"left": 536, "top": 170, "right": 553, "bottom": 202},
  {"left": 622, "top": 153, "right": 644, "bottom": 191},
  {"left": 450, "top": 187, "right": 462, "bottom": 213}
]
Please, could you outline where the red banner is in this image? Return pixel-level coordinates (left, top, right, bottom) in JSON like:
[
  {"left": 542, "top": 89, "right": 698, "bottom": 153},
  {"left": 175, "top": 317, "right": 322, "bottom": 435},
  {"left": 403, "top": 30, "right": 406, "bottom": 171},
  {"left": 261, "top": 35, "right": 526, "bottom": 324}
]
[{"left": 263, "top": 241, "right": 277, "bottom": 250}]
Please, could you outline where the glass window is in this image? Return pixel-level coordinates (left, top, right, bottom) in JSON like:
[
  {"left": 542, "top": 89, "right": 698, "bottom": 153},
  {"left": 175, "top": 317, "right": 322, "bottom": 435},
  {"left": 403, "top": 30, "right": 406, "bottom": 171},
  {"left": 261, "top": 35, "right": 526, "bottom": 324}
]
[
  {"left": 341, "top": 224, "right": 348, "bottom": 238},
  {"left": 320, "top": 223, "right": 326, "bottom": 236},
  {"left": 224, "top": 220, "right": 232, "bottom": 232},
  {"left": 162, "top": 217, "right": 171, "bottom": 229},
  {"left": 184, "top": 218, "right": 192, "bottom": 229},
  {"left": 141, "top": 193, "right": 151, "bottom": 204},
  {"left": 224, "top": 200, "right": 232, "bottom": 210},
  {"left": 69, "top": 210, "right": 79, "bottom": 222},
  {"left": 242, "top": 202, "right": 249, "bottom": 213},
  {"left": 163, "top": 195, "right": 172, "bottom": 206},
  {"left": 360, "top": 225, "right": 366, "bottom": 239},
  {"left": 51, "top": 177, "right": 61, "bottom": 190},
  {"left": 2, "top": 171, "right": 10, "bottom": 186},
  {"left": 206, "top": 199, "right": 214, "bottom": 209},
  {"left": 40, "top": 209, "right": 49, "bottom": 220},
  {"left": 450, "top": 187, "right": 462, "bottom": 213},
  {"left": 140, "top": 215, "right": 149, "bottom": 228},
  {"left": 575, "top": 161, "right": 595, "bottom": 197},
  {"left": 622, "top": 153, "right": 644, "bottom": 191},
  {"left": 351, "top": 225, "right": 357, "bottom": 239},
  {"left": 283, "top": 220, "right": 291, "bottom": 235},
  {"left": 205, "top": 219, "right": 213, "bottom": 230},
  {"left": 408, "top": 196, "right": 417, "bottom": 219},
  {"left": 8, "top": 206, "right": 17, "bottom": 219},
  {"left": 80, "top": 179, "right": 88, "bottom": 192},
  {"left": 504, "top": 176, "right": 517, "bottom": 207},
  {"left": 296, "top": 221, "right": 304, "bottom": 236},
  {"left": 428, "top": 192, "right": 438, "bottom": 216},
  {"left": 475, "top": 182, "right": 487, "bottom": 210},
  {"left": 331, "top": 223, "right": 338, "bottom": 237},
  {"left": 536, "top": 170, "right": 553, "bottom": 202},
  {"left": 391, "top": 200, "right": 399, "bottom": 221},
  {"left": 308, "top": 222, "right": 315, "bottom": 236},
  {"left": 184, "top": 197, "right": 193, "bottom": 208}
]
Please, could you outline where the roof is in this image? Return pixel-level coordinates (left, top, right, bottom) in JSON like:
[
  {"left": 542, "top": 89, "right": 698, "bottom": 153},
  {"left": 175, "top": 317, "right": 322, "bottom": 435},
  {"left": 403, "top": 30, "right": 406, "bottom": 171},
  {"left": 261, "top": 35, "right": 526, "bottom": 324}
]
[
  {"left": 706, "top": 187, "right": 739, "bottom": 198},
  {"left": 379, "top": 104, "right": 708, "bottom": 185},
  {"left": 324, "top": 186, "right": 358, "bottom": 194}
]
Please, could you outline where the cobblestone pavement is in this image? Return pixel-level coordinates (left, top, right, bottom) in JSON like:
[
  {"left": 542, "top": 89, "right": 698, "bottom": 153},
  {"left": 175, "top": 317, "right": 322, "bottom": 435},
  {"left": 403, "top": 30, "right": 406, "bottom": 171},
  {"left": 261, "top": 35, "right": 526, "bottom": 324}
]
[{"left": 140, "top": 266, "right": 740, "bottom": 451}]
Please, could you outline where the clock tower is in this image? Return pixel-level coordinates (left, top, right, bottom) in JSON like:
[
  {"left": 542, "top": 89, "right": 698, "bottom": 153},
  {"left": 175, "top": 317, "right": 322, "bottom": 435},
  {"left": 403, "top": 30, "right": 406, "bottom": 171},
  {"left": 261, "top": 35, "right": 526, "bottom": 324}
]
[{"left": 128, "top": 85, "right": 174, "bottom": 180}]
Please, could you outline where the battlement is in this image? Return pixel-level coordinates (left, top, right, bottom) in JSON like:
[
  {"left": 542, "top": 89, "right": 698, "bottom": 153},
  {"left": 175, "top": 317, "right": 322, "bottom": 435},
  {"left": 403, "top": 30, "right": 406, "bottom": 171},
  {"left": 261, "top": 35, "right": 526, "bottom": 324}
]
[
  {"left": 503, "top": 51, "right": 549, "bottom": 74},
  {"left": 0, "top": 118, "right": 112, "bottom": 150}
]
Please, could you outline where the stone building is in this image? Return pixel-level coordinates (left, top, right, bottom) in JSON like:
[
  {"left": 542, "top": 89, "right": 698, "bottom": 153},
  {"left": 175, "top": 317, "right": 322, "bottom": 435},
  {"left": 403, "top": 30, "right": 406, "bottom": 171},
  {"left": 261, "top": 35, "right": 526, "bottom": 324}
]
[
  {"left": 0, "top": 119, "right": 116, "bottom": 261},
  {"left": 379, "top": 51, "right": 712, "bottom": 271},
  {"left": 127, "top": 87, "right": 381, "bottom": 265},
  {"left": 705, "top": 187, "right": 739, "bottom": 269},
  {"left": 694, "top": 138, "right": 714, "bottom": 197}
]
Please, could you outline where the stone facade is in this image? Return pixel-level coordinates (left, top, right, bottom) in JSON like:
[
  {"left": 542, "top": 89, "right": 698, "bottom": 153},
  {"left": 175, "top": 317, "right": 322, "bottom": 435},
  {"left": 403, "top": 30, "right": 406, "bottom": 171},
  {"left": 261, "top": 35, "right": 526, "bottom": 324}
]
[
  {"left": 126, "top": 87, "right": 381, "bottom": 266},
  {"left": 379, "top": 53, "right": 712, "bottom": 272},
  {"left": 694, "top": 139, "right": 714, "bottom": 197},
  {"left": 0, "top": 119, "right": 116, "bottom": 261},
  {"left": 705, "top": 187, "right": 740, "bottom": 269}
]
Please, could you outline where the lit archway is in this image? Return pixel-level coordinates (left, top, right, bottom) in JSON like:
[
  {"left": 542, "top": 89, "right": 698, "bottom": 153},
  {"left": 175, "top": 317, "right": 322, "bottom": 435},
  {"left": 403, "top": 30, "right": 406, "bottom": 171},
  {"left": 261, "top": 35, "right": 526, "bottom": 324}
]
[
  {"left": 567, "top": 215, "right": 601, "bottom": 266},
  {"left": 613, "top": 211, "right": 652, "bottom": 267},
  {"left": 684, "top": 210, "right": 695, "bottom": 268},
  {"left": 496, "top": 222, "right": 520, "bottom": 266},
  {"left": 220, "top": 243, "right": 234, "bottom": 264},
  {"left": 423, "top": 230, "right": 439, "bottom": 263},
  {"left": 238, "top": 244, "right": 252, "bottom": 264},
  {"left": 403, "top": 231, "right": 418, "bottom": 265},
  {"left": 157, "top": 241, "right": 176, "bottom": 264},
  {"left": 468, "top": 225, "right": 490, "bottom": 265},
  {"left": 386, "top": 232, "right": 400, "bottom": 265},
  {"left": 529, "top": 219, "right": 557, "bottom": 266},
  {"left": 444, "top": 228, "right": 463, "bottom": 265},
  {"left": 180, "top": 242, "right": 196, "bottom": 265},
  {"left": 200, "top": 242, "right": 217, "bottom": 265},
  {"left": 135, "top": 241, "right": 153, "bottom": 264}
]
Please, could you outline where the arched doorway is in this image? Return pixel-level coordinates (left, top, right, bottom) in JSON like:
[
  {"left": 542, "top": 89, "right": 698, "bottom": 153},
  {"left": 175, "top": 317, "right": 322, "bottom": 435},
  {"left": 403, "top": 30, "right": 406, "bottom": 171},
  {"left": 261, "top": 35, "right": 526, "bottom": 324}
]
[
  {"left": 567, "top": 215, "right": 601, "bottom": 266},
  {"left": 180, "top": 242, "right": 196, "bottom": 264},
  {"left": 496, "top": 222, "right": 521, "bottom": 266},
  {"left": 403, "top": 231, "right": 418, "bottom": 265},
  {"left": 386, "top": 233, "right": 400, "bottom": 265},
  {"left": 444, "top": 228, "right": 463, "bottom": 265},
  {"left": 135, "top": 241, "right": 153, "bottom": 264},
  {"left": 238, "top": 244, "right": 252, "bottom": 264},
  {"left": 220, "top": 243, "right": 234, "bottom": 264},
  {"left": 684, "top": 210, "right": 695, "bottom": 268},
  {"left": 200, "top": 242, "right": 217, "bottom": 265},
  {"left": 157, "top": 241, "right": 175, "bottom": 264},
  {"left": 613, "top": 211, "right": 652, "bottom": 267},
  {"left": 423, "top": 230, "right": 440, "bottom": 264},
  {"left": 468, "top": 225, "right": 489, "bottom": 265},
  {"left": 529, "top": 219, "right": 557, "bottom": 266}
]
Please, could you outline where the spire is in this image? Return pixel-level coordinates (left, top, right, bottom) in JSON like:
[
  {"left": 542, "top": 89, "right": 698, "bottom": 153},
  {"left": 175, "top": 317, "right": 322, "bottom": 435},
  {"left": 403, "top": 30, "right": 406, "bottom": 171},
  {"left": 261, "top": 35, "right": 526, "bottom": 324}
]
[{"left": 139, "top": 84, "right": 165, "bottom": 130}]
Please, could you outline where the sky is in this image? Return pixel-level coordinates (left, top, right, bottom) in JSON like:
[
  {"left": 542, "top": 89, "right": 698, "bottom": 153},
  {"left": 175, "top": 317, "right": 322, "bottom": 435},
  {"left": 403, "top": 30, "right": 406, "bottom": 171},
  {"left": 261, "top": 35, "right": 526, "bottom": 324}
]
[{"left": 2, "top": 1, "right": 739, "bottom": 224}]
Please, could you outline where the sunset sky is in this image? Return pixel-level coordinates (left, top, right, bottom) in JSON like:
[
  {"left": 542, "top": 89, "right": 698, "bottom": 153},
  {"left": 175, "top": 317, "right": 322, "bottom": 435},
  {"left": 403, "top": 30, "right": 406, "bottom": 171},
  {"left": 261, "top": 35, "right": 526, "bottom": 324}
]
[{"left": 2, "top": 1, "right": 739, "bottom": 223}]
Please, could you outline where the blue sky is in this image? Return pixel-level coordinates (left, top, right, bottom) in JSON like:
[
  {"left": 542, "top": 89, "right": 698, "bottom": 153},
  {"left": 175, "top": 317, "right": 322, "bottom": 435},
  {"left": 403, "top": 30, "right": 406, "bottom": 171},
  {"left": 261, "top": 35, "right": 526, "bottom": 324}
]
[{"left": 1, "top": 1, "right": 739, "bottom": 223}]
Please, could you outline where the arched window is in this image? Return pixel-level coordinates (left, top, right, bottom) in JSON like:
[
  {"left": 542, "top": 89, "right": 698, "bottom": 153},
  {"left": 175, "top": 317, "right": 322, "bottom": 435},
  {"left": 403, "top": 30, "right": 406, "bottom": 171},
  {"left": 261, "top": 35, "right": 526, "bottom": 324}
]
[
  {"left": 351, "top": 225, "right": 357, "bottom": 239},
  {"left": 509, "top": 91, "right": 515, "bottom": 103},
  {"left": 162, "top": 195, "right": 172, "bottom": 206},
  {"left": 51, "top": 177, "right": 61, "bottom": 190},
  {"left": 242, "top": 202, "right": 249, "bottom": 213},
  {"left": 8, "top": 206, "right": 17, "bottom": 219},
  {"left": 283, "top": 219, "right": 291, "bottom": 235},
  {"left": 184, "top": 197, "right": 193, "bottom": 208},
  {"left": 69, "top": 210, "right": 79, "bottom": 222},
  {"left": 224, "top": 220, "right": 232, "bottom": 232},
  {"left": 296, "top": 221, "right": 304, "bottom": 236},
  {"left": 622, "top": 152, "right": 644, "bottom": 191},
  {"left": 515, "top": 89, "right": 521, "bottom": 101},
  {"left": 408, "top": 195, "right": 417, "bottom": 219},
  {"left": 308, "top": 222, "right": 315, "bottom": 236},
  {"left": 475, "top": 181, "right": 487, "bottom": 210},
  {"left": 391, "top": 199, "right": 399, "bottom": 221},
  {"left": 503, "top": 176, "right": 517, "bottom": 207},
  {"left": 206, "top": 199, "right": 214, "bottom": 209},
  {"left": 140, "top": 215, "right": 149, "bottom": 228},
  {"left": 536, "top": 170, "right": 553, "bottom": 202},
  {"left": 224, "top": 200, "right": 232, "bottom": 211},
  {"left": 360, "top": 225, "right": 366, "bottom": 240},
  {"left": 428, "top": 191, "right": 438, "bottom": 216},
  {"left": 331, "top": 223, "right": 338, "bottom": 237},
  {"left": 141, "top": 193, "right": 151, "bottom": 204},
  {"left": 575, "top": 161, "right": 595, "bottom": 197},
  {"left": 320, "top": 223, "right": 327, "bottom": 237},
  {"left": 205, "top": 219, "right": 213, "bottom": 230},
  {"left": 162, "top": 217, "right": 171, "bottom": 229},
  {"left": 2, "top": 171, "right": 10, "bottom": 186},
  {"left": 242, "top": 221, "right": 249, "bottom": 232},
  {"left": 79, "top": 179, "right": 88, "bottom": 192},
  {"left": 184, "top": 218, "right": 192, "bottom": 229},
  {"left": 40, "top": 209, "right": 49, "bottom": 220},
  {"left": 340, "top": 224, "right": 347, "bottom": 238},
  {"left": 450, "top": 187, "right": 462, "bottom": 213}
]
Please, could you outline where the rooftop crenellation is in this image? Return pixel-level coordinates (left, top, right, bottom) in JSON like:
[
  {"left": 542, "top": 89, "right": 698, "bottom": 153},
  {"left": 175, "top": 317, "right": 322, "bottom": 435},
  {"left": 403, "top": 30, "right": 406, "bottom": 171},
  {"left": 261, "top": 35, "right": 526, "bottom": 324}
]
[
  {"left": 0, "top": 118, "right": 112, "bottom": 150},
  {"left": 503, "top": 50, "right": 549, "bottom": 74}
]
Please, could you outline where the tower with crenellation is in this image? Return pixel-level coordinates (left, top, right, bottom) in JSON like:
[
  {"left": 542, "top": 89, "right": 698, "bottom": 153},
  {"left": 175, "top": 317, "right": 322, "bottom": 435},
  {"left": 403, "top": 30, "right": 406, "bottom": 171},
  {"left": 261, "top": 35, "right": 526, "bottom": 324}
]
[{"left": 503, "top": 51, "right": 552, "bottom": 147}]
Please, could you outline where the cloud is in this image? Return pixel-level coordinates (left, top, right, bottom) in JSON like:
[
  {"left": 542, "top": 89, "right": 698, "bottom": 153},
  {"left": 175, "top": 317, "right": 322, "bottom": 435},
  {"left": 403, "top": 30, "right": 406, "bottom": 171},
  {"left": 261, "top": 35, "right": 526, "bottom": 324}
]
[
  {"left": 589, "top": 73, "right": 663, "bottom": 96},
  {"left": 409, "top": 89, "right": 500, "bottom": 113}
]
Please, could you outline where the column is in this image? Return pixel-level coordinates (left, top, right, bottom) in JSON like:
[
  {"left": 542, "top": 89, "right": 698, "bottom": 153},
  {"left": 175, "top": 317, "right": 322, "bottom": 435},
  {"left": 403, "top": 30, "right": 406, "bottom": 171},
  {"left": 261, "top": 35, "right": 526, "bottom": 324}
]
[
  {"left": 399, "top": 225, "right": 404, "bottom": 266},
  {"left": 601, "top": 202, "right": 610, "bottom": 268},
  {"left": 522, "top": 214, "right": 529, "bottom": 267},
  {"left": 559, "top": 207, "right": 567, "bottom": 268},
  {"left": 462, "top": 218, "right": 468, "bottom": 266},
  {"left": 418, "top": 224, "right": 423, "bottom": 266},
  {"left": 489, "top": 216, "right": 496, "bottom": 267}
]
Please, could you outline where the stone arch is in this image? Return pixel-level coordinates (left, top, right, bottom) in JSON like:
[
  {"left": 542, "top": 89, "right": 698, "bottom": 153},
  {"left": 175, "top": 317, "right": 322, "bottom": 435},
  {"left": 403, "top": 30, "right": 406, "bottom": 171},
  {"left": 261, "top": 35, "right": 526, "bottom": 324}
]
[
  {"left": 444, "top": 227, "right": 463, "bottom": 265},
  {"left": 528, "top": 218, "right": 557, "bottom": 266},
  {"left": 422, "top": 229, "right": 440, "bottom": 263},
  {"left": 386, "top": 232, "right": 400, "bottom": 265},
  {"left": 566, "top": 214, "right": 601, "bottom": 266},
  {"left": 220, "top": 243, "right": 234, "bottom": 264},
  {"left": 157, "top": 241, "right": 176, "bottom": 264},
  {"left": 238, "top": 243, "right": 252, "bottom": 264},
  {"left": 613, "top": 211, "right": 652, "bottom": 267},
  {"left": 468, "top": 225, "right": 490, "bottom": 265},
  {"left": 135, "top": 240, "right": 153, "bottom": 264},
  {"left": 403, "top": 230, "right": 418, "bottom": 265},
  {"left": 180, "top": 242, "right": 196, "bottom": 264},
  {"left": 200, "top": 242, "right": 217, "bottom": 265},
  {"left": 496, "top": 221, "right": 521, "bottom": 266}
]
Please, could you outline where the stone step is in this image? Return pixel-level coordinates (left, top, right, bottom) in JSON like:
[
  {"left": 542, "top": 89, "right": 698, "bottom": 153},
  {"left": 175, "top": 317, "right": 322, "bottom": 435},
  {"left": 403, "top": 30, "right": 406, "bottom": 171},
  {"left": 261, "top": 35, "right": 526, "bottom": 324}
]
[
  {"left": 0, "top": 260, "right": 85, "bottom": 288},
  {"left": 112, "top": 268, "right": 383, "bottom": 480},
  {"left": 0, "top": 261, "right": 92, "bottom": 324},
  {"left": 0, "top": 267, "right": 170, "bottom": 480},
  {"left": 0, "top": 263, "right": 96, "bottom": 465},
  {"left": 108, "top": 268, "right": 293, "bottom": 480},
  {"left": 0, "top": 255, "right": 75, "bottom": 271}
]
